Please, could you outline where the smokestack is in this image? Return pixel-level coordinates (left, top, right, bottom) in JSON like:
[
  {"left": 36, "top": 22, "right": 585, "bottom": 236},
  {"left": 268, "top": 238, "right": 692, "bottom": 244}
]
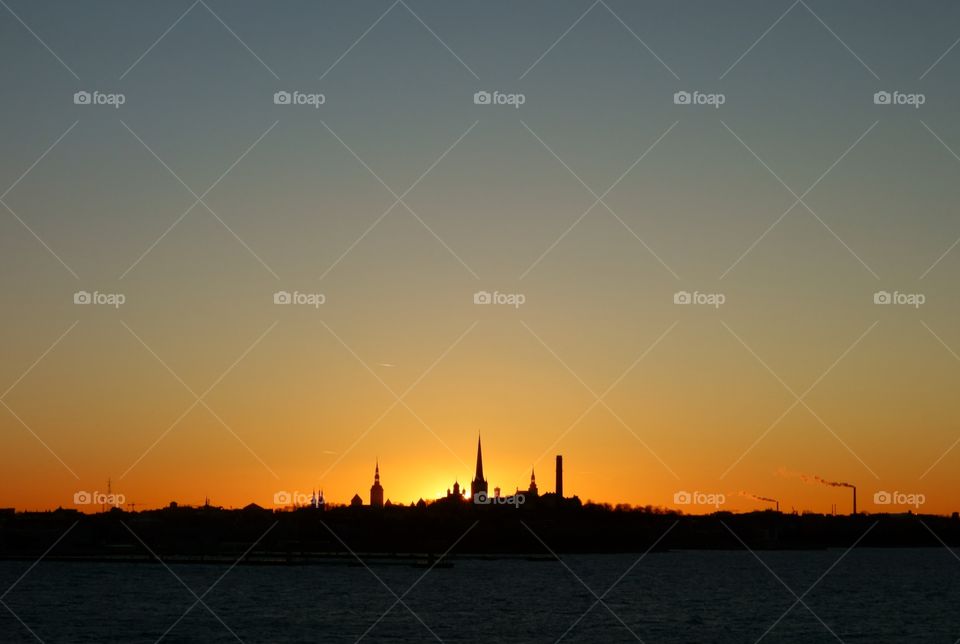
[
  {"left": 556, "top": 455, "right": 563, "bottom": 498},
  {"left": 852, "top": 486, "right": 857, "bottom": 516}
]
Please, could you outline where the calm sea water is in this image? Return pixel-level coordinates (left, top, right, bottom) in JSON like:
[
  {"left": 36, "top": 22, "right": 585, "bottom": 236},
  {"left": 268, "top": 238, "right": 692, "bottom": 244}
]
[{"left": 0, "top": 549, "right": 956, "bottom": 643}]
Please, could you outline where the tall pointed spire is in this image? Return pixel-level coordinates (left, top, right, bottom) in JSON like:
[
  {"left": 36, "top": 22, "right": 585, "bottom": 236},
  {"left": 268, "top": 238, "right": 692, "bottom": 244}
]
[
  {"left": 471, "top": 432, "right": 488, "bottom": 499},
  {"left": 475, "top": 434, "right": 484, "bottom": 481}
]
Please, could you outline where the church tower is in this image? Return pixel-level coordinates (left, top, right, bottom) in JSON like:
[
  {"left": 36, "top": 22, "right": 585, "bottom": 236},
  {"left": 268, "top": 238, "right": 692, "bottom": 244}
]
[
  {"left": 370, "top": 460, "right": 384, "bottom": 508},
  {"left": 471, "top": 434, "right": 488, "bottom": 499}
]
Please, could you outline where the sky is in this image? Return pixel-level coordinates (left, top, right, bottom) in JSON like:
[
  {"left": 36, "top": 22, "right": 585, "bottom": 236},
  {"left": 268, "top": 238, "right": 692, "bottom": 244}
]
[{"left": 2, "top": 0, "right": 960, "bottom": 515}]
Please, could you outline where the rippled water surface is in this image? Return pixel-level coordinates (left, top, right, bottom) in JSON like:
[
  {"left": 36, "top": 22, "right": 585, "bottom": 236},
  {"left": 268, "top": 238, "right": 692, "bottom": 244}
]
[{"left": 1, "top": 549, "right": 957, "bottom": 642}]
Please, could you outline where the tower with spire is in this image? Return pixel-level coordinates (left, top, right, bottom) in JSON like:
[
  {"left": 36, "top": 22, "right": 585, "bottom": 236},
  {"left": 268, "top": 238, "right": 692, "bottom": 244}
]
[
  {"left": 471, "top": 434, "right": 488, "bottom": 499},
  {"left": 370, "top": 460, "right": 384, "bottom": 508}
]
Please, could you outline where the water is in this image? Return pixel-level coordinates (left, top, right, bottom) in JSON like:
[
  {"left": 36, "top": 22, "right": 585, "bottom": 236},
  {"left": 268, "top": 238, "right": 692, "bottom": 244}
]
[{"left": 0, "top": 549, "right": 956, "bottom": 642}]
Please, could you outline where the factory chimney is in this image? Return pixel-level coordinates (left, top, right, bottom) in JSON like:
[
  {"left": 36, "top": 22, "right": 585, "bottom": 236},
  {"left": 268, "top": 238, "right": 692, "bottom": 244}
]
[
  {"left": 556, "top": 455, "right": 563, "bottom": 498},
  {"left": 852, "top": 486, "right": 857, "bottom": 515}
]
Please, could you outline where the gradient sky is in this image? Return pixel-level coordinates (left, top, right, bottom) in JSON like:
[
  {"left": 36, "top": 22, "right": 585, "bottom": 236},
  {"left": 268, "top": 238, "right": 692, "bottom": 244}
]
[{"left": 2, "top": 1, "right": 960, "bottom": 514}]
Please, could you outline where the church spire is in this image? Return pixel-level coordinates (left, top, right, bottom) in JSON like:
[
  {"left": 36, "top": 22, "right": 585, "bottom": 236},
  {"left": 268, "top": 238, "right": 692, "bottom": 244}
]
[
  {"left": 471, "top": 432, "right": 488, "bottom": 499},
  {"left": 474, "top": 434, "right": 484, "bottom": 481}
]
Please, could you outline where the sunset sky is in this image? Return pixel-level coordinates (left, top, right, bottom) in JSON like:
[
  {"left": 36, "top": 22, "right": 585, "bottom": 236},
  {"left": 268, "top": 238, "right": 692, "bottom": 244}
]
[{"left": 2, "top": 1, "right": 960, "bottom": 515}]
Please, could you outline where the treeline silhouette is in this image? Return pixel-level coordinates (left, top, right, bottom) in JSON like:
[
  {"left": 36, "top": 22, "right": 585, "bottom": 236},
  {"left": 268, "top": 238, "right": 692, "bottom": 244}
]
[{"left": 0, "top": 504, "right": 958, "bottom": 562}]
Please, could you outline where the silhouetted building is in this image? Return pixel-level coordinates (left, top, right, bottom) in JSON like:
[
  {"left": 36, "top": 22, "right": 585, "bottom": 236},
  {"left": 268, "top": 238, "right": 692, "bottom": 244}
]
[
  {"left": 526, "top": 468, "right": 538, "bottom": 497},
  {"left": 471, "top": 434, "right": 488, "bottom": 499},
  {"left": 350, "top": 493, "right": 362, "bottom": 507},
  {"left": 370, "top": 461, "right": 384, "bottom": 508},
  {"left": 447, "top": 480, "right": 464, "bottom": 500},
  {"left": 310, "top": 489, "right": 325, "bottom": 510}
]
